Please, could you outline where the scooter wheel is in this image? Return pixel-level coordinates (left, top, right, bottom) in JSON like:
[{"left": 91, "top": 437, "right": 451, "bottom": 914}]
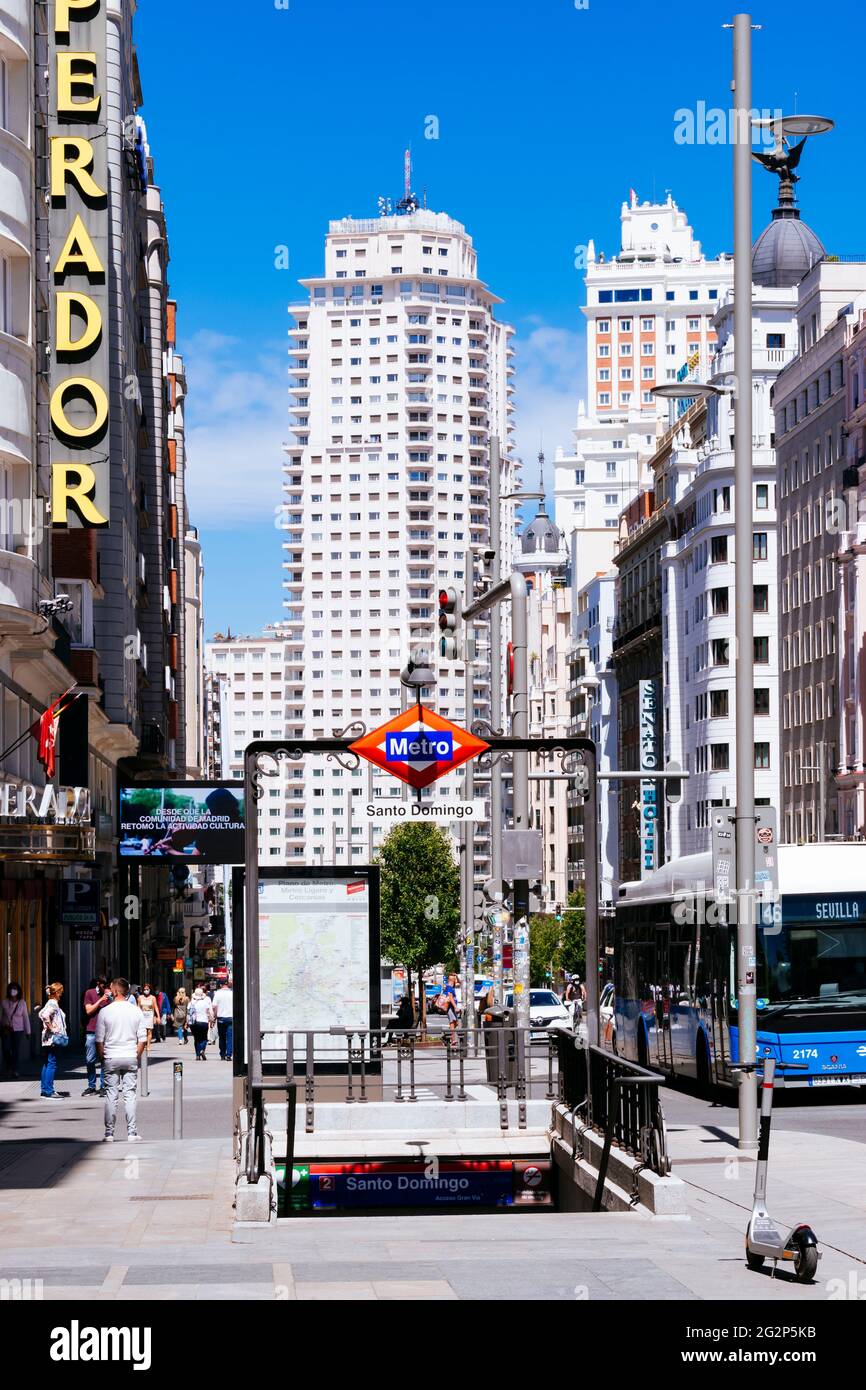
[
  {"left": 745, "top": 1226, "right": 764, "bottom": 1271},
  {"left": 794, "top": 1245, "right": 818, "bottom": 1283}
]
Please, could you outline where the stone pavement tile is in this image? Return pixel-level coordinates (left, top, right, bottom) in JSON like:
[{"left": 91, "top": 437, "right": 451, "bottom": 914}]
[
  {"left": 194, "top": 1285, "right": 277, "bottom": 1300},
  {"left": 101, "top": 1266, "right": 129, "bottom": 1291},
  {"left": 371, "top": 1279, "right": 457, "bottom": 1300},
  {"left": 123, "top": 1261, "right": 275, "bottom": 1285},
  {"left": 113, "top": 1286, "right": 194, "bottom": 1302},
  {"left": 0, "top": 1265, "right": 110, "bottom": 1286},
  {"left": 272, "top": 1262, "right": 296, "bottom": 1300},
  {"left": 296, "top": 1281, "right": 378, "bottom": 1300},
  {"left": 44, "top": 1287, "right": 111, "bottom": 1300},
  {"left": 441, "top": 1259, "right": 621, "bottom": 1302},
  {"left": 584, "top": 1259, "right": 700, "bottom": 1300},
  {"left": 289, "top": 1260, "right": 446, "bottom": 1283}
]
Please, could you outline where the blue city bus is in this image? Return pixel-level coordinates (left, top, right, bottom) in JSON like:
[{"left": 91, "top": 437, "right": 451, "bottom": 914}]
[{"left": 613, "top": 844, "right": 866, "bottom": 1090}]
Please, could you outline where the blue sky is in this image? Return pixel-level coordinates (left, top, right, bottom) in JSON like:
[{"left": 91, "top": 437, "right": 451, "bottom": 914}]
[{"left": 134, "top": 0, "right": 863, "bottom": 637}]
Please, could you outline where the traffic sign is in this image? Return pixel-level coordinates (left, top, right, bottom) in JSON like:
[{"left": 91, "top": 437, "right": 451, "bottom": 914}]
[{"left": 349, "top": 707, "right": 488, "bottom": 791}]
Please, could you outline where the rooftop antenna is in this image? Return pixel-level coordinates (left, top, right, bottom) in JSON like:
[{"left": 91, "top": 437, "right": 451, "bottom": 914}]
[{"left": 397, "top": 146, "right": 419, "bottom": 215}]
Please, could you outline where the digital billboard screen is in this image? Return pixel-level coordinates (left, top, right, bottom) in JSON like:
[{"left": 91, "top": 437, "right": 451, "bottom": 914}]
[{"left": 119, "top": 784, "right": 245, "bottom": 864}]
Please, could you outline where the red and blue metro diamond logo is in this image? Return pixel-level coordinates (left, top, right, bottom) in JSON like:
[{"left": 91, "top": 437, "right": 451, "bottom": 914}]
[{"left": 349, "top": 707, "right": 489, "bottom": 791}]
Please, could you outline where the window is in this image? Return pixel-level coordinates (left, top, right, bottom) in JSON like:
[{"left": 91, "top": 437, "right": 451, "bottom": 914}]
[
  {"left": 754, "top": 636, "right": 769, "bottom": 664},
  {"left": 711, "top": 638, "right": 729, "bottom": 666},
  {"left": 756, "top": 484, "right": 769, "bottom": 509},
  {"left": 766, "top": 333, "right": 785, "bottom": 349},
  {"left": 711, "top": 743, "right": 730, "bottom": 771},
  {"left": 754, "top": 688, "right": 770, "bottom": 716},
  {"left": 711, "top": 587, "right": 729, "bottom": 615},
  {"left": 753, "top": 533, "right": 768, "bottom": 561},
  {"left": 754, "top": 742, "right": 771, "bottom": 769},
  {"left": 710, "top": 689, "right": 729, "bottom": 718},
  {"left": 753, "top": 584, "right": 768, "bottom": 612},
  {"left": 711, "top": 536, "right": 728, "bottom": 563}
]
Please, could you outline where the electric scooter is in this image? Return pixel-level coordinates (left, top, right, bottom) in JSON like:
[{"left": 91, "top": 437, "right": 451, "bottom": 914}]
[{"left": 732, "top": 1058, "right": 820, "bottom": 1283}]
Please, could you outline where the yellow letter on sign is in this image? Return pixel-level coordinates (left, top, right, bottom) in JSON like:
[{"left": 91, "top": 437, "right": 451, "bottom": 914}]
[
  {"left": 51, "top": 463, "right": 109, "bottom": 528},
  {"left": 50, "top": 137, "right": 107, "bottom": 206},
  {"left": 50, "top": 377, "right": 109, "bottom": 445},
  {"left": 53, "top": 214, "right": 105, "bottom": 283},
  {"left": 54, "top": 0, "right": 101, "bottom": 42},
  {"left": 56, "top": 54, "right": 101, "bottom": 121},
  {"left": 56, "top": 292, "right": 103, "bottom": 359}
]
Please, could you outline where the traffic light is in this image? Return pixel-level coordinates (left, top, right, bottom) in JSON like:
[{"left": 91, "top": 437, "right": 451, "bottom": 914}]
[
  {"left": 555, "top": 903, "right": 563, "bottom": 923},
  {"left": 438, "top": 586, "right": 462, "bottom": 660}
]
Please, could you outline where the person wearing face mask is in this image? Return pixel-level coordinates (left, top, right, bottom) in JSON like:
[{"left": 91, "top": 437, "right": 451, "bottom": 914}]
[
  {"left": 138, "top": 984, "right": 158, "bottom": 1053},
  {"left": 82, "top": 977, "right": 112, "bottom": 1096},
  {"left": 1, "top": 982, "right": 31, "bottom": 1077}
]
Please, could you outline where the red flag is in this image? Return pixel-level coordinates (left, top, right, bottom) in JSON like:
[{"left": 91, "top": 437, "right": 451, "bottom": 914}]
[{"left": 32, "top": 688, "right": 79, "bottom": 778}]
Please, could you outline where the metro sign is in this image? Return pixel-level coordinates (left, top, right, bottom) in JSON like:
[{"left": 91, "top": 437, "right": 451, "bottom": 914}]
[{"left": 349, "top": 707, "right": 488, "bottom": 791}]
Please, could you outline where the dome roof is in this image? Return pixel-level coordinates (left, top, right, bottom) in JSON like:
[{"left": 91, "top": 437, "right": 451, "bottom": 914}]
[
  {"left": 752, "top": 208, "right": 825, "bottom": 288},
  {"left": 521, "top": 505, "right": 561, "bottom": 556}
]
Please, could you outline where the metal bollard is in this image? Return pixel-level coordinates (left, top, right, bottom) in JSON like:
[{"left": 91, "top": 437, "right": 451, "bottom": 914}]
[
  {"left": 139, "top": 1048, "right": 149, "bottom": 1098},
  {"left": 173, "top": 1061, "right": 183, "bottom": 1140}
]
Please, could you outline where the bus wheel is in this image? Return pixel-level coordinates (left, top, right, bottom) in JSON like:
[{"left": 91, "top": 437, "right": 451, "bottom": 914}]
[
  {"left": 637, "top": 1022, "right": 649, "bottom": 1070},
  {"left": 696, "top": 1033, "right": 711, "bottom": 1090}
]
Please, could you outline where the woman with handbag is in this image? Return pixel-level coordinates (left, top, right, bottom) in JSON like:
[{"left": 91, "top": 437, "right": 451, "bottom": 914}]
[
  {"left": 38, "top": 982, "right": 69, "bottom": 1098},
  {"left": 173, "top": 988, "right": 189, "bottom": 1044},
  {"left": 138, "top": 984, "right": 158, "bottom": 1052},
  {"left": 1, "top": 982, "right": 31, "bottom": 1077}
]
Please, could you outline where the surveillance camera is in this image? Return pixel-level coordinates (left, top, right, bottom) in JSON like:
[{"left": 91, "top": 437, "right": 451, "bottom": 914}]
[{"left": 482, "top": 549, "right": 496, "bottom": 562}]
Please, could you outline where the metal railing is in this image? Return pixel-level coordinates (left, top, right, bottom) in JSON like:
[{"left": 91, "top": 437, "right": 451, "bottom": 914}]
[
  {"left": 555, "top": 1036, "right": 670, "bottom": 1207},
  {"left": 247, "top": 1023, "right": 566, "bottom": 1142}
]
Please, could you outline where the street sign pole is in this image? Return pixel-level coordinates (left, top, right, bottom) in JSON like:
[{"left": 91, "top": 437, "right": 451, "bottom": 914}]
[
  {"left": 462, "top": 548, "right": 476, "bottom": 1033},
  {"left": 733, "top": 11, "right": 758, "bottom": 1150},
  {"left": 489, "top": 437, "right": 505, "bottom": 1007}
]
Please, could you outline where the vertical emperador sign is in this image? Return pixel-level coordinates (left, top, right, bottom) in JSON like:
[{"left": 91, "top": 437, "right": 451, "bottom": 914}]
[{"left": 49, "top": 0, "right": 110, "bottom": 529}]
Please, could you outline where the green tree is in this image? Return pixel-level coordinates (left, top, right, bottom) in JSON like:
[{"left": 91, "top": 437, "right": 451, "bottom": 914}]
[
  {"left": 529, "top": 912, "right": 562, "bottom": 986},
  {"left": 377, "top": 823, "right": 461, "bottom": 1020},
  {"left": 560, "top": 888, "right": 586, "bottom": 979}
]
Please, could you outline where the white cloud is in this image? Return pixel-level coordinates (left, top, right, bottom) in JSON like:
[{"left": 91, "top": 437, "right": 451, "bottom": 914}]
[
  {"left": 511, "top": 320, "right": 585, "bottom": 492},
  {"left": 183, "top": 331, "right": 289, "bottom": 530}
]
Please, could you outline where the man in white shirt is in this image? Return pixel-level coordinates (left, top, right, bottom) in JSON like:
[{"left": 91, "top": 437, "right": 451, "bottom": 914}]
[
  {"left": 95, "top": 977, "right": 148, "bottom": 1142},
  {"left": 212, "top": 980, "right": 234, "bottom": 1061}
]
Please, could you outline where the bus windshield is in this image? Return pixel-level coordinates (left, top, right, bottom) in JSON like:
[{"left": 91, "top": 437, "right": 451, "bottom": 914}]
[{"left": 760, "top": 924, "right": 866, "bottom": 1006}]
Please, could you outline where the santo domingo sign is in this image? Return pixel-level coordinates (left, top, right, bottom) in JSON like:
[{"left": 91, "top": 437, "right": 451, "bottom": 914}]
[{"left": 349, "top": 708, "right": 488, "bottom": 791}]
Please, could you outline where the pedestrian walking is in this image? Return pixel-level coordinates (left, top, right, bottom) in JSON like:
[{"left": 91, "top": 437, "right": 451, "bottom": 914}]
[
  {"left": 138, "top": 984, "right": 158, "bottom": 1052},
  {"left": 156, "top": 988, "right": 171, "bottom": 1042},
  {"left": 38, "top": 983, "right": 69, "bottom": 1098},
  {"left": 95, "top": 978, "right": 147, "bottom": 1143},
  {"left": 1, "top": 982, "right": 30, "bottom": 1077},
  {"left": 188, "top": 986, "right": 214, "bottom": 1061},
  {"left": 212, "top": 979, "right": 234, "bottom": 1061},
  {"left": 173, "top": 988, "right": 189, "bottom": 1044},
  {"left": 436, "top": 972, "right": 461, "bottom": 1048},
  {"left": 82, "top": 977, "right": 112, "bottom": 1096}
]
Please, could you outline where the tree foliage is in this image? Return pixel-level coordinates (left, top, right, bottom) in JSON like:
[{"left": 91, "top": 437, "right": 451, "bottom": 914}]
[
  {"left": 528, "top": 889, "right": 586, "bottom": 986},
  {"left": 377, "top": 823, "right": 461, "bottom": 976}
]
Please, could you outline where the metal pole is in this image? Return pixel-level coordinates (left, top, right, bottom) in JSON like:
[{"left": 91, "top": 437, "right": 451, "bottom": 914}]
[
  {"left": 817, "top": 742, "right": 826, "bottom": 843},
  {"left": 172, "top": 1060, "right": 183, "bottom": 1140},
  {"left": 510, "top": 573, "right": 531, "bottom": 1035},
  {"left": 139, "top": 1046, "right": 149, "bottom": 1099},
  {"left": 462, "top": 548, "right": 476, "bottom": 1033},
  {"left": 244, "top": 750, "right": 262, "bottom": 1097},
  {"left": 490, "top": 438, "right": 505, "bottom": 1006},
  {"left": 733, "top": 11, "right": 758, "bottom": 1149},
  {"left": 583, "top": 745, "right": 600, "bottom": 1046}
]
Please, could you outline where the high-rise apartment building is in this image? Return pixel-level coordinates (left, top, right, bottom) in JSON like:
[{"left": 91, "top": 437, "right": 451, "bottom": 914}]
[
  {"left": 835, "top": 306, "right": 866, "bottom": 840},
  {"left": 555, "top": 194, "right": 733, "bottom": 592},
  {"left": 282, "top": 205, "right": 518, "bottom": 863}
]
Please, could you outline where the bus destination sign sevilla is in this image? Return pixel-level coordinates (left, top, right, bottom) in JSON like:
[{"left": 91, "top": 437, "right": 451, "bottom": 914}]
[{"left": 349, "top": 708, "right": 489, "bottom": 791}]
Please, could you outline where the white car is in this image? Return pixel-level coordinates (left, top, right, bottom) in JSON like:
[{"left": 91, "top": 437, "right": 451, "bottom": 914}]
[{"left": 506, "top": 989, "right": 573, "bottom": 1042}]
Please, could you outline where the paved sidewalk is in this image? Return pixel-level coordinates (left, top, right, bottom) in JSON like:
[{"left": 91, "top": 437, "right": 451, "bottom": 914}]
[{"left": 1, "top": 1052, "right": 864, "bottom": 1301}]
